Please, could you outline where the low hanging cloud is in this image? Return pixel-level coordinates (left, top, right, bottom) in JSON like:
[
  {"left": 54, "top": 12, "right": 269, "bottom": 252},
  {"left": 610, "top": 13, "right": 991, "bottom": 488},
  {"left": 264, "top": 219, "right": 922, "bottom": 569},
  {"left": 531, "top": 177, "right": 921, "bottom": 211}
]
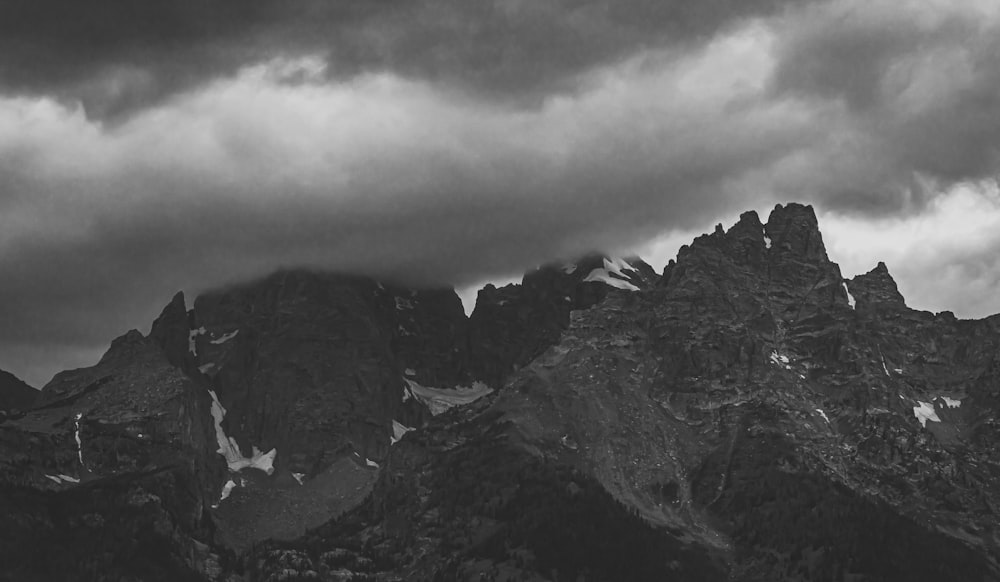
[{"left": 1, "top": 0, "right": 999, "bottom": 386}]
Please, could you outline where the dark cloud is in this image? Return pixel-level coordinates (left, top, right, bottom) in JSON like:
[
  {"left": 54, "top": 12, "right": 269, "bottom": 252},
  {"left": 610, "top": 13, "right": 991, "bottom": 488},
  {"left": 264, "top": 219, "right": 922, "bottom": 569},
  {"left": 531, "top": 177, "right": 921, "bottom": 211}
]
[
  {"left": 1, "top": 0, "right": 1000, "bottom": 388},
  {"left": 767, "top": 1, "right": 1000, "bottom": 211},
  {"left": 0, "top": 0, "right": 808, "bottom": 118}
]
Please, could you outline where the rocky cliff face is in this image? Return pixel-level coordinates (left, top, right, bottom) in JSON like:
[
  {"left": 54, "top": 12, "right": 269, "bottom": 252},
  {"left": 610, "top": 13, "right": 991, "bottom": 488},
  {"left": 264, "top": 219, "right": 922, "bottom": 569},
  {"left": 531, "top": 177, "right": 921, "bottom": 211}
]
[
  {"left": 0, "top": 326, "right": 229, "bottom": 580},
  {"left": 246, "top": 204, "right": 1000, "bottom": 581},
  {"left": 2, "top": 205, "right": 999, "bottom": 581},
  {"left": 468, "top": 254, "right": 658, "bottom": 386}
]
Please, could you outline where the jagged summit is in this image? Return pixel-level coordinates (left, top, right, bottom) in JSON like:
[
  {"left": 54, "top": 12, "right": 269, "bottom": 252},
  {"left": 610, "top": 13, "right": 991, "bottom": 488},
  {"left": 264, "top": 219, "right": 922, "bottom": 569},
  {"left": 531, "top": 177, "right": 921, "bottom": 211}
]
[
  {"left": 765, "top": 202, "right": 829, "bottom": 260},
  {"left": 661, "top": 202, "right": 851, "bottom": 325},
  {"left": 849, "top": 260, "right": 907, "bottom": 309},
  {"left": 148, "top": 290, "right": 194, "bottom": 371}
]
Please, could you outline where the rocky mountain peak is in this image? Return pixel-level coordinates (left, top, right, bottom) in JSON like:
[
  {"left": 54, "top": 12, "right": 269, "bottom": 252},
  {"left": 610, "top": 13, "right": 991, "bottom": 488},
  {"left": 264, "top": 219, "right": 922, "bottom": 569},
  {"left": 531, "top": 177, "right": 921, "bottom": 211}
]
[
  {"left": 96, "top": 329, "right": 148, "bottom": 365},
  {"left": 668, "top": 204, "right": 830, "bottom": 275},
  {"left": 148, "top": 290, "right": 194, "bottom": 370},
  {"left": 662, "top": 202, "right": 847, "bottom": 322},
  {"left": 721, "top": 209, "right": 769, "bottom": 266},
  {"left": 468, "top": 254, "right": 657, "bottom": 385},
  {"left": 849, "top": 261, "right": 907, "bottom": 309},
  {"left": 764, "top": 202, "right": 828, "bottom": 260}
]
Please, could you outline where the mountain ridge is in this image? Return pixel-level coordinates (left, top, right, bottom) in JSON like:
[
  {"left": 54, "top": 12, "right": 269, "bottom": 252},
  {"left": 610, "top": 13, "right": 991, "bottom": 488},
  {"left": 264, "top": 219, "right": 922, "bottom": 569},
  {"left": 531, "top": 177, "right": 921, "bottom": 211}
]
[
  {"left": 2, "top": 202, "right": 999, "bottom": 581},
  {"left": 0, "top": 368, "right": 37, "bottom": 412}
]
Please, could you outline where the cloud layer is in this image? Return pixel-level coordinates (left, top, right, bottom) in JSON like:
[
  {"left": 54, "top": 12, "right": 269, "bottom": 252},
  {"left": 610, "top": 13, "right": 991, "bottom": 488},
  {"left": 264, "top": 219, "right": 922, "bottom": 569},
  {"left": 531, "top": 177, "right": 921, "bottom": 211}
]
[
  {"left": 0, "top": 0, "right": 808, "bottom": 118},
  {"left": 1, "top": 0, "right": 999, "bottom": 386}
]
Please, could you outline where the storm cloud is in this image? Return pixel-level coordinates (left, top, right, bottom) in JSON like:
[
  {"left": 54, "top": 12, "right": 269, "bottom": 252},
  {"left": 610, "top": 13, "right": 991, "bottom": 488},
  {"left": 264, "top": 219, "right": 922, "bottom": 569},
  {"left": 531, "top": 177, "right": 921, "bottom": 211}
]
[
  {"left": 0, "top": 0, "right": 808, "bottom": 118},
  {"left": 2, "top": 0, "right": 999, "bottom": 386}
]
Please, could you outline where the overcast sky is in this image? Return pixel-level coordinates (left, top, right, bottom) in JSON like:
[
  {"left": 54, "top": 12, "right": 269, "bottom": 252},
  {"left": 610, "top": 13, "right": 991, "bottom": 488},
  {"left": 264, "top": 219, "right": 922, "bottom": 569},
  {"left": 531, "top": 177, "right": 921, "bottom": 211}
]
[{"left": 2, "top": 0, "right": 999, "bottom": 387}]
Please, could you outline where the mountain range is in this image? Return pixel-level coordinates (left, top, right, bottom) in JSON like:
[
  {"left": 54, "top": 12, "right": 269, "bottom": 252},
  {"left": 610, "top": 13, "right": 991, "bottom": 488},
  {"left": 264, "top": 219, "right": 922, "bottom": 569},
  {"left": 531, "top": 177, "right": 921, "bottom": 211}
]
[{"left": 1, "top": 203, "right": 998, "bottom": 581}]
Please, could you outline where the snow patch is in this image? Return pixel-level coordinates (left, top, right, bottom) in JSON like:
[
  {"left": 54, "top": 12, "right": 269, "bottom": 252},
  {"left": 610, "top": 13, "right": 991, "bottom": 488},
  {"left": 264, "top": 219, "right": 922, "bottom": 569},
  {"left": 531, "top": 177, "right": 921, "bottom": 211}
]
[
  {"left": 404, "top": 378, "right": 493, "bottom": 415},
  {"left": 220, "top": 479, "right": 236, "bottom": 501},
  {"left": 582, "top": 257, "right": 640, "bottom": 291},
  {"left": 913, "top": 401, "right": 942, "bottom": 428},
  {"left": 391, "top": 420, "right": 415, "bottom": 445},
  {"left": 769, "top": 351, "right": 792, "bottom": 370},
  {"left": 292, "top": 472, "right": 305, "bottom": 485},
  {"left": 211, "top": 479, "right": 238, "bottom": 508},
  {"left": 188, "top": 327, "right": 206, "bottom": 356},
  {"left": 45, "top": 474, "right": 79, "bottom": 485},
  {"left": 210, "top": 330, "right": 239, "bottom": 345},
  {"left": 207, "top": 389, "right": 277, "bottom": 474},
  {"left": 583, "top": 268, "right": 640, "bottom": 291},
  {"left": 763, "top": 228, "right": 772, "bottom": 249},
  {"left": 198, "top": 363, "right": 216, "bottom": 374},
  {"left": 404, "top": 368, "right": 416, "bottom": 377},
  {"left": 74, "top": 413, "right": 84, "bottom": 465},
  {"left": 231, "top": 446, "right": 277, "bottom": 474},
  {"left": 394, "top": 297, "right": 414, "bottom": 310},
  {"left": 878, "top": 346, "right": 889, "bottom": 376},
  {"left": 561, "top": 263, "right": 577, "bottom": 274},
  {"left": 603, "top": 256, "right": 635, "bottom": 279},
  {"left": 940, "top": 396, "right": 962, "bottom": 408},
  {"left": 815, "top": 409, "right": 830, "bottom": 424},
  {"left": 365, "top": 458, "right": 380, "bottom": 468},
  {"left": 842, "top": 282, "right": 856, "bottom": 309}
]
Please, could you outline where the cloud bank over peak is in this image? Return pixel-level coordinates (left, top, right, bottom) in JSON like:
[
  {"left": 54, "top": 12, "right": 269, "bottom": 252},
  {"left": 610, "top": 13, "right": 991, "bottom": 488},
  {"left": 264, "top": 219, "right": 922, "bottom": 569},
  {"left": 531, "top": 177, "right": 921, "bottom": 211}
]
[{"left": 1, "top": 0, "right": 999, "bottom": 386}]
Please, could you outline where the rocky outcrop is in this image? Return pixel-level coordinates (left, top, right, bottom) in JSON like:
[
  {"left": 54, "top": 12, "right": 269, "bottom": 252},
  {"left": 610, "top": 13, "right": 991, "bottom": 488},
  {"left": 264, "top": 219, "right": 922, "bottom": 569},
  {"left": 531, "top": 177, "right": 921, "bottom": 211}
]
[
  {"left": 0, "top": 328, "right": 228, "bottom": 579},
  {"left": 25, "top": 328, "right": 224, "bottom": 494},
  {"left": 149, "top": 290, "right": 197, "bottom": 372},
  {"left": 849, "top": 261, "right": 908, "bottom": 310},
  {"left": 468, "top": 254, "right": 658, "bottom": 386}
]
